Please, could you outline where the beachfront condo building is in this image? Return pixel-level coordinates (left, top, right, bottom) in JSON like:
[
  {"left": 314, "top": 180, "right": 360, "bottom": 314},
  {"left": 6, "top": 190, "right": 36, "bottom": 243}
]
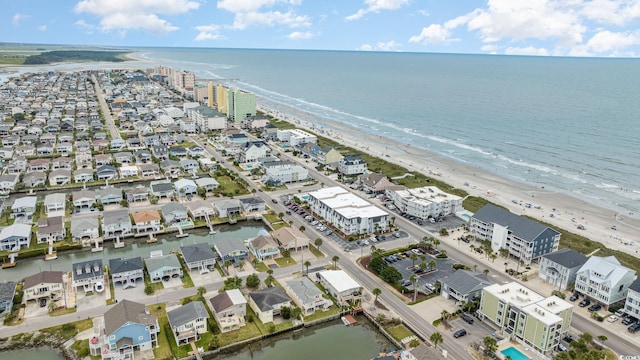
[
  {"left": 207, "top": 81, "right": 216, "bottom": 108},
  {"left": 216, "top": 84, "right": 228, "bottom": 114},
  {"left": 624, "top": 278, "right": 640, "bottom": 319},
  {"left": 478, "top": 282, "right": 573, "bottom": 358},
  {"left": 387, "top": 186, "right": 463, "bottom": 220},
  {"left": 170, "top": 70, "right": 195, "bottom": 93},
  {"left": 538, "top": 249, "right": 587, "bottom": 290},
  {"left": 227, "top": 88, "right": 256, "bottom": 123},
  {"left": 307, "top": 186, "right": 389, "bottom": 236},
  {"left": 276, "top": 129, "right": 317, "bottom": 147},
  {"left": 469, "top": 204, "right": 560, "bottom": 265},
  {"left": 574, "top": 255, "right": 635, "bottom": 307},
  {"left": 186, "top": 105, "right": 227, "bottom": 132}
]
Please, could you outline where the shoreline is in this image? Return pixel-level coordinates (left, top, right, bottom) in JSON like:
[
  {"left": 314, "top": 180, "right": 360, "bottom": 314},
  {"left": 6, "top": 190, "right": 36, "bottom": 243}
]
[{"left": 256, "top": 103, "right": 640, "bottom": 256}]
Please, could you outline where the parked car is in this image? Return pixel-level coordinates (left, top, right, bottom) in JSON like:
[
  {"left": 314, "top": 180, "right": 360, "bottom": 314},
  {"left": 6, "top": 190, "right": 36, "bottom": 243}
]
[
  {"left": 272, "top": 199, "right": 278, "bottom": 204},
  {"left": 569, "top": 293, "right": 580, "bottom": 301},
  {"left": 393, "top": 232, "right": 401, "bottom": 238},
  {"left": 607, "top": 315, "right": 619, "bottom": 323},
  {"left": 453, "top": 329, "right": 467, "bottom": 338},
  {"left": 615, "top": 309, "right": 626, "bottom": 317},
  {"left": 557, "top": 343, "right": 568, "bottom": 352},
  {"left": 474, "top": 247, "right": 484, "bottom": 254},
  {"left": 622, "top": 316, "right": 637, "bottom": 325},
  {"left": 400, "top": 279, "right": 412, "bottom": 287},
  {"left": 563, "top": 335, "right": 574, "bottom": 343},
  {"left": 587, "top": 304, "right": 602, "bottom": 312},
  {"left": 411, "top": 249, "right": 422, "bottom": 255},
  {"left": 461, "top": 236, "right": 470, "bottom": 243},
  {"left": 39, "top": 298, "right": 47, "bottom": 308},
  {"left": 578, "top": 299, "right": 591, "bottom": 307},
  {"left": 285, "top": 210, "right": 292, "bottom": 215},
  {"left": 461, "top": 314, "right": 475, "bottom": 324},
  {"left": 628, "top": 323, "right": 640, "bottom": 333}
]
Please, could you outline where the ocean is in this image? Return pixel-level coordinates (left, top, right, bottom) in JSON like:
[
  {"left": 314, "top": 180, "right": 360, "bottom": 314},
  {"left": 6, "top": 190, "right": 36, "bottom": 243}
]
[{"left": 4, "top": 48, "right": 640, "bottom": 216}]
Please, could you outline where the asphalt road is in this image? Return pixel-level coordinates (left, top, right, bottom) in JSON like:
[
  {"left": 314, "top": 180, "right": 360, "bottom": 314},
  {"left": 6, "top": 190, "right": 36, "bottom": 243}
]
[{"left": 91, "top": 74, "right": 121, "bottom": 140}]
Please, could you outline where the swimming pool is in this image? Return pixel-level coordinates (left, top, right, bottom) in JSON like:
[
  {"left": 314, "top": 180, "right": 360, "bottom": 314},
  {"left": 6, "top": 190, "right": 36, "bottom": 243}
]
[
  {"left": 246, "top": 165, "right": 253, "bottom": 169},
  {"left": 501, "top": 347, "right": 529, "bottom": 360},
  {"left": 462, "top": 214, "right": 471, "bottom": 220}
]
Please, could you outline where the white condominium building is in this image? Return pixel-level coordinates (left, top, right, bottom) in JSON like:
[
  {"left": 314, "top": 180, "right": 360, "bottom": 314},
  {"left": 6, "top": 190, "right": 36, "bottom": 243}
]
[
  {"left": 387, "top": 186, "right": 462, "bottom": 220},
  {"left": 276, "top": 129, "right": 317, "bottom": 147},
  {"left": 308, "top": 186, "right": 388, "bottom": 236}
]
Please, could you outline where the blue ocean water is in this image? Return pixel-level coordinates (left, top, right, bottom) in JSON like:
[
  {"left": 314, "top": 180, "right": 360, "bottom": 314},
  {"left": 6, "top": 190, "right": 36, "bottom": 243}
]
[{"left": 140, "top": 48, "right": 640, "bottom": 216}]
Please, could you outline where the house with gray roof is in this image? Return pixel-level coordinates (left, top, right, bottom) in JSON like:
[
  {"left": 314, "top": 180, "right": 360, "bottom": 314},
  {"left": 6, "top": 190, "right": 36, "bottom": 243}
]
[
  {"left": 539, "top": 249, "right": 588, "bottom": 290},
  {"left": 624, "top": 278, "right": 640, "bottom": 319},
  {"left": 167, "top": 301, "right": 209, "bottom": 345},
  {"left": 71, "top": 217, "right": 99, "bottom": 242},
  {"left": 0, "top": 223, "right": 32, "bottom": 251},
  {"left": 109, "top": 257, "right": 143, "bottom": 289},
  {"left": 72, "top": 259, "right": 104, "bottom": 294},
  {"left": 23, "top": 271, "right": 64, "bottom": 304},
  {"left": 248, "top": 287, "right": 292, "bottom": 324},
  {"left": 11, "top": 196, "right": 37, "bottom": 220},
  {"left": 97, "top": 186, "right": 123, "bottom": 205},
  {"left": 99, "top": 300, "right": 158, "bottom": 357},
  {"left": 470, "top": 204, "right": 561, "bottom": 265},
  {"left": 161, "top": 203, "right": 188, "bottom": 225},
  {"left": 209, "top": 289, "right": 247, "bottom": 333},
  {"left": 213, "top": 199, "right": 242, "bottom": 218},
  {"left": 126, "top": 186, "right": 150, "bottom": 203},
  {"left": 438, "top": 270, "right": 494, "bottom": 303},
  {"left": 23, "top": 171, "right": 47, "bottom": 187},
  {"left": 0, "top": 281, "right": 16, "bottom": 315},
  {"left": 145, "top": 254, "right": 182, "bottom": 282},
  {"left": 102, "top": 209, "right": 133, "bottom": 239},
  {"left": 37, "top": 216, "right": 65, "bottom": 244},
  {"left": 151, "top": 181, "right": 174, "bottom": 199},
  {"left": 575, "top": 255, "right": 635, "bottom": 307},
  {"left": 240, "top": 197, "right": 266, "bottom": 213},
  {"left": 180, "top": 243, "right": 217, "bottom": 273},
  {"left": 44, "top": 193, "right": 66, "bottom": 215},
  {"left": 248, "top": 235, "right": 280, "bottom": 261},
  {"left": 284, "top": 277, "right": 331, "bottom": 315},
  {"left": 213, "top": 237, "right": 248, "bottom": 265}
]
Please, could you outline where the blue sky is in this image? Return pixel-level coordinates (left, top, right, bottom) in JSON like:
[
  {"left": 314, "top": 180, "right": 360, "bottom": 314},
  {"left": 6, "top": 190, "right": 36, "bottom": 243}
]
[{"left": 3, "top": 0, "right": 640, "bottom": 57}]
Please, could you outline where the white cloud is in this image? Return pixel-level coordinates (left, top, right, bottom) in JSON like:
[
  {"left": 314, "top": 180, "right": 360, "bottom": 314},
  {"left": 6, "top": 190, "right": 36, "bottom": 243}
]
[
  {"left": 194, "top": 25, "right": 223, "bottom": 41},
  {"left": 580, "top": 0, "right": 640, "bottom": 26},
  {"left": 218, "top": 0, "right": 298, "bottom": 13},
  {"left": 217, "top": 0, "right": 310, "bottom": 30},
  {"left": 409, "top": 24, "right": 456, "bottom": 45},
  {"left": 504, "top": 46, "right": 550, "bottom": 56},
  {"left": 346, "top": 0, "right": 410, "bottom": 21},
  {"left": 356, "top": 40, "right": 400, "bottom": 51},
  {"left": 12, "top": 13, "right": 30, "bottom": 26},
  {"left": 357, "top": 44, "right": 374, "bottom": 51},
  {"left": 37, "top": 25, "right": 47, "bottom": 31},
  {"left": 287, "top": 31, "right": 315, "bottom": 40},
  {"left": 75, "top": 20, "right": 95, "bottom": 34},
  {"left": 570, "top": 30, "right": 640, "bottom": 55},
  {"left": 74, "top": 0, "right": 199, "bottom": 34}
]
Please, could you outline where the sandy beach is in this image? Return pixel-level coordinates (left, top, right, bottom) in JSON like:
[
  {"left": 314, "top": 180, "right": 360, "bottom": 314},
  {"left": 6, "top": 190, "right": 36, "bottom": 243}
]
[{"left": 257, "top": 103, "right": 640, "bottom": 257}]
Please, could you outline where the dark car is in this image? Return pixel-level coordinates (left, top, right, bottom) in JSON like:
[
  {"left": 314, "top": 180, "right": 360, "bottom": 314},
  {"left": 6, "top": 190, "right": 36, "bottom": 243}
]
[
  {"left": 563, "top": 335, "right": 574, "bottom": 343},
  {"left": 272, "top": 199, "right": 278, "bottom": 204},
  {"left": 474, "top": 247, "right": 484, "bottom": 254},
  {"left": 40, "top": 298, "right": 47, "bottom": 308},
  {"left": 569, "top": 293, "right": 579, "bottom": 301},
  {"left": 453, "top": 329, "right": 467, "bottom": 338},
  {"left": 628, "top": 323, "right": 640, "bottom": 333},
  {"left": 578, "top": 299, "right": 591, "bottom": 307},
  {"left": 587, "top": 304, "right": 602, "bottom": 312},
  {"left": 622, "top": 316, "right": 637, "bottom": 325},
  {"left": 461, "top": 236, "right": 470, "bottom": 243},
  {"left": 285, "top": 210, "right": 291, "bottom": 215},
  {"left": 461, "top": 314, "right": 475, "bottom": 324}
]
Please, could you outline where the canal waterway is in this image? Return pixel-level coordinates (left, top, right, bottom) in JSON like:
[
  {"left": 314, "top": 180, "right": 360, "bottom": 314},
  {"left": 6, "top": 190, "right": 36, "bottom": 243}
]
[
  {"left": 0, "top": 221, "right": 267, "bottom": 282},
  {"left": 207, "top": 319, "right": 396, "bottom": 360},
  {"left": 0, "top": 348, "right": 64, "bottom": 360}
]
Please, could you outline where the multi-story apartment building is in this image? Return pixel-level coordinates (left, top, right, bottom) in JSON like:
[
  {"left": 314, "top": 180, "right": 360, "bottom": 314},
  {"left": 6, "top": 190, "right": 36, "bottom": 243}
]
[
  {"left": 262, "top": 161, "right": 309, "bottom": 185},
  {"left": 308, "top": 186, "right": 388, "bottom": 236},
  {"left": 538, "top": 249, "right": 587, "bottom": 290},
  {"left": 188, "top": 105, "right": 226, "bottom": 132},
  {"left": 469, "top": 204, "right": 561, "bottom": 265},
  {"left": 227, "top": 88, "right": 256, "bottom": 123},
  {"left": 574, "top": 255, "right": 635, "bottom": 307},
  {"left": 387, "top": 186, "right": 463, "bottom": 220},
  {"left": 479, "top": 282, "right": 573, "bottom": 357},
  {"left": 276, "top": 129, "right": 317, "bottom": 147},
  {"left": 624, "top": 278, "right": 640, "bottom": 319}
]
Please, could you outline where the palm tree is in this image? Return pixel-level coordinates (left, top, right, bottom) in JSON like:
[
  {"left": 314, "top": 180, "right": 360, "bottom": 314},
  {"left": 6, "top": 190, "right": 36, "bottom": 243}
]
[
  {"left": 419, "top": 262, "right": 427, "bottom": 272},
  {"left": 410, "top": 274, "right": 418, "bottom": 302},
  {"left": 440, "top": 310, "right": 450, "bottom": 323},
  {"left": 410, "top": 253, "right": 418, "bottom": 268},
  {"left": 432, "top": 238, "right": 440, "bottom": 251},
  {"left": 489, "top": 253, "right": 497, "bottom": 263},
  {"left": 372, "top": 288, "right": 381, "bottom": 304},
  {"left": 430, "top": 331, "right": 443, "bottom": 349},
  {"left": 197, "top": 286, "right": 206, "bottom": 299},
  {"left": 304, "top": 260, "right": 311, "bottom": 275},
  {"left": 428, "top": 259, "right": 436, "bottom": 271},
  {"left": 299, "top": 225, "right": 306, "bottom": 232},
  {"left": 223, "top": 260, "right": 233, "bottom": 275},
  {"left": 278, "top": 212, "right": 284, "bottom": 219},
  {"left": 516, "top": 259, "right": 524, "bottom": 273},
  {"left": 469, "top": 244, "right": 475, "bottom": 252},
  {"left": 332, "top": 255, "right": 340, "bottom": 269},
  {"left": 314, "top": 237, "right": 323, "bottom": 251},
  {"left": 483, "top": 269, "right": 490, "bottom": 276}
]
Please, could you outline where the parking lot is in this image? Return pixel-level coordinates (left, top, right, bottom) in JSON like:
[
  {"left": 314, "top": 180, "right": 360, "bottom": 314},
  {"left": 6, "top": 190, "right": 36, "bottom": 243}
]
[{"left": 383, "top": 249, "right": 457, "bottom": 292}]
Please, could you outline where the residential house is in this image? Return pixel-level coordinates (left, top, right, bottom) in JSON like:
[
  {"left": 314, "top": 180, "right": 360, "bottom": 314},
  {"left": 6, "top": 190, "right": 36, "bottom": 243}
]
[
  {"left": 198, "top": 158, "right": 217, "bottom": 171},
  {"left": 0, "top": 281, "right": 17, "bottom": 315},
  {"left": 238, "top": 141, "right": 270, "bottom": 163},
  {"left": 174, "top": 178, "right": 197, "bottom": 196},
  {"left": 94, "top": 154, "right": 113, "bottom": 167},
  {"left": 167, "top": 301, "right": 209, "bottom": 345},
  {"left": 23, "top": 271, "right": 65, "bottom": 303},
  {"left": 338, "top": 155, "right": 368, "bottom": 175},
  {"left": 285, "top": 277, "right": 331, "bottom": 315},
  {"left": 96, "top": 165, "right": 118, "bottom": 181},
  {"left": 126, "top": 186, "right": 150, "bottom": 203},
  {"left": 248, "top": 287, "right": 292, "bottom": 324},
  {"left": 109, "top": 257, "right": 144, "bottom": 289},
  {"left": 276, "top": 129, "right": 315, "bottom": 146},
  {"left": 36, "top": 143, "right": 54, "bottom": 155},
  {"left": 151, "top": 181, "right": 175, "bottom": 199},
  {"left": 316, "top": 270, "right": 362, "bottom": 306},
  {"left": 210, "top": 289, "right": 247, "bottom": 333},
  {"left": 160, "top": 159, "right": 181, "bottom": 177},
  {"left": 96, "top": 187, "right": 123, "bottom": 205},
  {"left": 44, "top": 193, "right": 66, "bottom": 215},
  {"left": 98, "top": 300, "right": 159, "bottom": 358},
  {"left": 195, "top": 177, "right": 219, "bottom": 193},
  {"left": 145, "top": 253, "right": 182, "bottom": 282},
  {"left": 214, "top": 199, "right": 242, "bottom": 218},
  {"left": 139, "top": 163, "right": 160, "bottom": 177},
  {"left": 114, "top": 152, "right": 134, "bottom": 164},
  {"left": 73, "top": 168, "right": 94, "bottom": 183},
  {"left": 75, "top": 150, "right": 93, "bottom": 169},
  {"left": 102, "top": 210, "right": 133, "bottom": 239},
  {"left": 15, "top": 145, "right": 35, "bottom": 157},
  {"left": 624, "top": 278, "right": 640, "bottom": 319},
  {"left": 359, "top": 173, "right": 394, "bottom": 194},
  {"left": 71, "top": 217, "right": 99, "bottom": 242},
  {"left": 119, "top": 165, "right": 139, "bottom": 178},
  {"left": 36, "top": 216, "right": 65, "bottom": 244},
  {"left": 29, "top": 158, "right": 50, "bottom": 172},
  {"left": 161, "top": 203, "right": 188, "bottom": 225},
  {"left": 438, "top": 270, "right": 494, "bottom": 303},
  {"left": 213, "top": 237, "right": 248, "bottom": 264},
  {"left": 6, "top": 157, "right": 26, "bottom": 174},
  {"left": 574, "top": 255, "right": 636, "bottom": 307},
  {"left": 186, "top": 200, "right": 214, "bottom": 220},
  {"left": 0, "top": 174, "right": 19, "bottom": 194},
  {"left": 132, "top": 210, "right": 162, "bottom": 233},
  {"left": 179, "top": 159, "right": 199, "bottom": 174},
  {"left": 72, "top": 259, "right": 104, "bottom": 293},
  {"left": 0, "top": 223, "right": 32, "bottom": 251},
  {"left": 239, "top": 197, "right": 266, "bottom": 213},
  {"left": 72, "top": 189, "right": 96, "bottom": 212},
  {"left": 49, "top": 169, "right": 72, "bottom": 186},
  {"left": 23, "top": 171, "right": 47, "bottom": 187},
  {"left": 271, "top": 227, "right": 310, "bottom": 251},
  {"left": 539, "top": 249, "right": 588, "bottom": 291},
  {"left": 180, "top": 243, "right": 217, "bottom": 273},
  {"left": 262, "top": 161, "right": 309, "bottom": 185},
  {"left": 110, "top": 138, "right": 125, "bottom": 150},
  {"left": 478, "top": 282, "right": 573, "bottom": 357},
  {"left": 151, "top": 145, "right": 168, "bottom": 160},
  {"left": 311, "top": 146, "right": 343, "bottom": 166},
  {"left": 248, "top": 234, "right": 280, "bottom": 261},
  {"left": 11, "top": 196, "right": 37, "bottom": 220},
  {"left": 469, "top": 204, "right": 561, "bottom": 265},
  {"left": 52, "top": 156, "right": 73, "bottom": 170}
]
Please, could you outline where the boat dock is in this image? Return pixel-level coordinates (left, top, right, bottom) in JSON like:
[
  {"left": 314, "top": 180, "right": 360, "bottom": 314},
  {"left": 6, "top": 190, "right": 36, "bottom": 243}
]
[{"left": 341, "top": 315, "right": 357, "bottom": 326}]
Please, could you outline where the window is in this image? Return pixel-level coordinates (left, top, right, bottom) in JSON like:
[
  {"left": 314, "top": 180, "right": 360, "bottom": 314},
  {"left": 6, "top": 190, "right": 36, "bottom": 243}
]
[{"left": 138, "top": 336, "right": 144, "bottom": 340}]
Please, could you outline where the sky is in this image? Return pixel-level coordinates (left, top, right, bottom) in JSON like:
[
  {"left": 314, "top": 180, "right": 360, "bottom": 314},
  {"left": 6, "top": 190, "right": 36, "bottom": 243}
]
[{"left": 3, "top": 0, "right": 640, "bottom": 57}]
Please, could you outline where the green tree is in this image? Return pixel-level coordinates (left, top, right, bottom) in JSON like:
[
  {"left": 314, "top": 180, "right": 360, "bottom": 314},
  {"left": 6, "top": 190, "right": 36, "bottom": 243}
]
[
  {"left": 410, "top": 253, "right": 418, "bottom": 268},
  {"left": 439, "top": 228, "right": 448, "bottom": 236},
  {"left": 483, "top": 268, "right": 490, "bottom": 276},
  {"left": 369, "top": 256, "right": 389, "bottom": 274},
  {"left": 428, "top": 259, "right": 436, "bottom": 271},
  {"left": 440, "top": 310, "right": 450, "bottom": 323},
  {"left": 483, "top": 336, "right": 498, "bottom": 354},
  {"left": 432, "top": 238, "right": 440, "bottom": 250},
  {"left": 314, "top": 237, "right": 323, "bottom": 251},
  {"left": 144, "top": 285, "right": 154, "bottom": 295},
  {"left": 332, "top": 255, "right": 340, "bottom": 270},
  {"left": 372, "top": 288, "right": 381, "bottom": 304},
  {"left": 380, "top": 266, "right": 402, "bottom": 284},
  {"left": 280, "top": 306, "right": 292, "bottom": 319},
  {"left": 410, "top": 274, "right": 418, "bottom": 302},
  {"left": 299, "top": 225, "right": 306, "bottom": 232},
  {"left": 304, "top": 260, "right": 311, "bottom": 275},
  {"left": 224, "top": 260, "right": 233, "bottom": 275},
  {"left": 223, "top": 276, "right": 242, "bottom": 290},
  {"left": 291, "top": 307, "right": 302, "bottom": 320},
  {"left": 409, "top": 338, "right": 420, "bottom": 348},
  {"left": 430, "top": 331, "right": 443, "bottom": 349},
  {"left": 197, "top": 286, "right": 206, "bottom": 299},
  {"left": 246, "top": 273, "right": 260, "bottom": 288}
]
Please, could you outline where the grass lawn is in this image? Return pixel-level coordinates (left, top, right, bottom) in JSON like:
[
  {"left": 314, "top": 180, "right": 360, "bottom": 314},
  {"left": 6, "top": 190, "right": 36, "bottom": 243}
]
[
  {"left": 309, "top": 244, "right": 325, "bottom": 258},
  {"left": 385, "top": 324, "right": 414, "bottom": 342},
  {"left": 303, "top": 306, "right": 340, "bottom": 322},
  {"left": 40, "top": 319, "right": 93, "bottom": 341},
  {"left": 274, "top": 256, "right": 297, "bottom": 267},
  {"left": 254, "top": 262, "right": 269, "bottom": 272},
  {"left": 148, "top": 304, "right": 174, "bottom": 360},
  {"left": 217, "top": 322, "right": 262, "bottom": 346},
  {"left": 263, "top": 212, "right": 281, "bottom": 224},
  {"left": 181, "top": 271, "right": 195, "bottom": 288},
  {"left": 270, "top": 221, "right": 289, "bottom": 231},
  {"left": 50, "top": 307, "right": 77, "bottom": 317},
  {"left": 214, "top": 175, "right": 249, "bottom": 196}
]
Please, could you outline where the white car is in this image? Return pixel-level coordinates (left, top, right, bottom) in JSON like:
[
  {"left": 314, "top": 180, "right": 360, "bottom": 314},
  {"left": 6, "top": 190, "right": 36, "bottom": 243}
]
[
  {"left": 615, "top": 309, "right": 626, "bottom": 317},
  {"left": 607, "top": 315, "right": 619, "bottom": 323}
]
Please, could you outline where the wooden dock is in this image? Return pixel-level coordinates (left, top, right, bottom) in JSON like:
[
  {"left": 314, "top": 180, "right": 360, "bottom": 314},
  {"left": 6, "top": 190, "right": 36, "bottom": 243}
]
[{"left": 341, "top": 315, "right": 357, "bottom": 326}]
